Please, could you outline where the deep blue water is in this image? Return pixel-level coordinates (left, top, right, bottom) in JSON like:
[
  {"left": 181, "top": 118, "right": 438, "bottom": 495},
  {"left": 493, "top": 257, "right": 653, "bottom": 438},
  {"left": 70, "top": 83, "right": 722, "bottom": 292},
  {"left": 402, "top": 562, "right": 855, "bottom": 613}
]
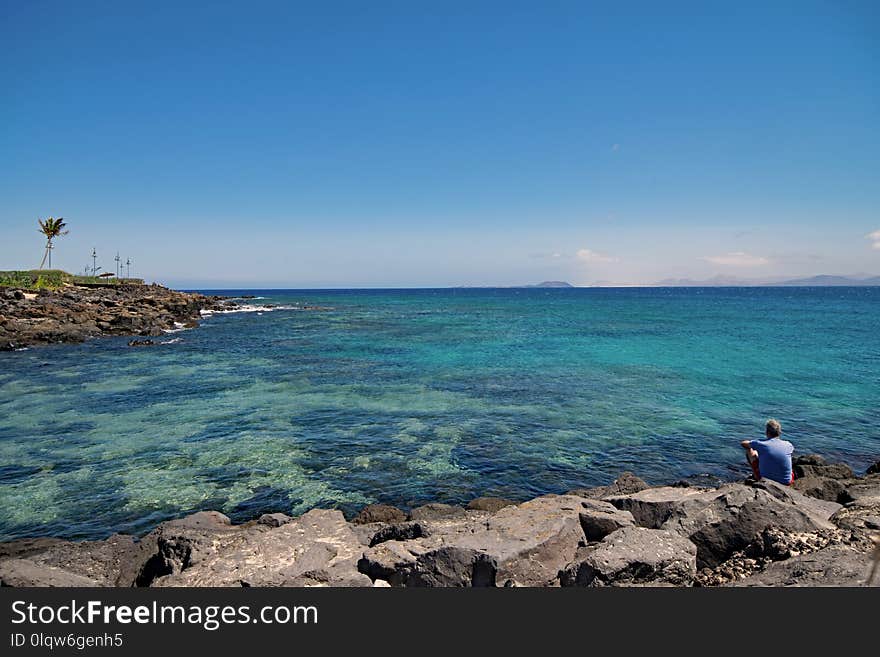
[{"left": 1, "top": 287, "right": 878, "bottom": 541}]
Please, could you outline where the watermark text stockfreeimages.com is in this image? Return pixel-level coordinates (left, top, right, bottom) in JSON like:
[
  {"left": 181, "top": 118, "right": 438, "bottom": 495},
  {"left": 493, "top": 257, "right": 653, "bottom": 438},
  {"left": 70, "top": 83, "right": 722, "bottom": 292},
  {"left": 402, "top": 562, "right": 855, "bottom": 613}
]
[{"left": 10, "top": 599, "right": 318, "bottom": 632}]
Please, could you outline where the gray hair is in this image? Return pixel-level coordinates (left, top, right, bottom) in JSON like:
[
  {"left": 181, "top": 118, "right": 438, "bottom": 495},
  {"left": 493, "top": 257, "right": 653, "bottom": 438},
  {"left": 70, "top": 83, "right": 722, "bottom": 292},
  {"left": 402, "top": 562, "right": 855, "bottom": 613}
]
[{"left": 765, "top": 418, "right": 782, "bottom": 438}]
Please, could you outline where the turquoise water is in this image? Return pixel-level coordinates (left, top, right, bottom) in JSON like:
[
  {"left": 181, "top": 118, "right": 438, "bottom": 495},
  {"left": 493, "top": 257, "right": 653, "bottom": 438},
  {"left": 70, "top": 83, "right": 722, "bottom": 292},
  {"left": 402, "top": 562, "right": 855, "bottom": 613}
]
[{"left": 1, "top": 287, "right": 878, "bottom": 541}]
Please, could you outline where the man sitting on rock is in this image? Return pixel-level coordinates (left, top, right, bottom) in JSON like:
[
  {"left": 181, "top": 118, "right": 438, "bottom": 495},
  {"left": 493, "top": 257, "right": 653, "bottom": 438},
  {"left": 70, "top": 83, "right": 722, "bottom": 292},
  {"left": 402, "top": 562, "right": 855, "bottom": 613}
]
[{"left": 740, "top": 419, "right": 794, "bottom": 485}]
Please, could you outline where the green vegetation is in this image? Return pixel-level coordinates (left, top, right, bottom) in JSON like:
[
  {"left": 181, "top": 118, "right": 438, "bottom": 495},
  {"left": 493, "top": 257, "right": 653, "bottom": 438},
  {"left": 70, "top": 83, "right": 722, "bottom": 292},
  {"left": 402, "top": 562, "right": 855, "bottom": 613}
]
[
  {"left": 0, "top": 270, "right": 68, "bottom": 289},
  {"left": 0, "top": 270, "right": 144, "bottom": 290},
  {"left": 37, "top": 217, "right": 69, "bottom": 269}
]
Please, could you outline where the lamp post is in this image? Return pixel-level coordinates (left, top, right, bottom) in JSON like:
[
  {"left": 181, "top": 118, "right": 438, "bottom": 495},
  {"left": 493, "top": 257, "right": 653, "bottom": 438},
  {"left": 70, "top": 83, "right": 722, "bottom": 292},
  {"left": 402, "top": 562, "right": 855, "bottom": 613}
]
[
  {"left": 91, "top": 248, "right": 98, "bottom": 276},
  {"left": 115, "top": 252, "right": 121, "bottom": 278},
  {"left": 126, "top": 258, "right": 131, "bottom": 279}
]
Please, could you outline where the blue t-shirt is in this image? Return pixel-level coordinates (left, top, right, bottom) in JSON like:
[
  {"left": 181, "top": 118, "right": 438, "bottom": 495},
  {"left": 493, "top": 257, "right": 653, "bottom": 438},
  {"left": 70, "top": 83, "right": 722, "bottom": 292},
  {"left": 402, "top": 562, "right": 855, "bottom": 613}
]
[{"left": 749, "top": 437, "right": 794, "bottom": 485}]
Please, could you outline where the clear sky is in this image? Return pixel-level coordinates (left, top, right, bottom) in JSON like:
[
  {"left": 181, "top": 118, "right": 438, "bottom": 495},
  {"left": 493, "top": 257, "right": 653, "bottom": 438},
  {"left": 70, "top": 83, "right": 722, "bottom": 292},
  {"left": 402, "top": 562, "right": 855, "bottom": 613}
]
[{"left": 1, "top": 1, "right": 877, "bottom": 287}]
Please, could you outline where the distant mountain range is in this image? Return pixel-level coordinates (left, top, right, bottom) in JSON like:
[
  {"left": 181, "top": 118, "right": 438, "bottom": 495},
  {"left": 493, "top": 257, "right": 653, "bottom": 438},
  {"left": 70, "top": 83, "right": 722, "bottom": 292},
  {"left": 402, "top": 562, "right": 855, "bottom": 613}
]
[
  {"left": 773, "top": 275, "right": 880, "bottom": 286},
  {"left": 651, "top": 274, "right": 880, "bottom": 287},
  {"left": 460, "top": 276, "right": 880, "bottom": 289}
]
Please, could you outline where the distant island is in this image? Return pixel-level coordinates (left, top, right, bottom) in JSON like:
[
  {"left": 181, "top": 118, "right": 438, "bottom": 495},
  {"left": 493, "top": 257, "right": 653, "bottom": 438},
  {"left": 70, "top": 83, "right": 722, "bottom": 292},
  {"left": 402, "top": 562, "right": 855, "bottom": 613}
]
[{"left": 522, "top": 281, "right": 575, "bottom": 288}]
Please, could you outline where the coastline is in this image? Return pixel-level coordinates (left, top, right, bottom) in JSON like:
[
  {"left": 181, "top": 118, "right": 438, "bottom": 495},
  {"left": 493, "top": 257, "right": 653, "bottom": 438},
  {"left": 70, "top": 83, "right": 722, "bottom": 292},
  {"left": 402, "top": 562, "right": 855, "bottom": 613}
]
[
  {"left": 1, "top": 286, "right": 877, "bottom": 586},
  {"left": 0, "top": 284, "right": 235, "bottom": 351},
  {"left": 1, "top": 455, "right": 877, "bottom": 587}
]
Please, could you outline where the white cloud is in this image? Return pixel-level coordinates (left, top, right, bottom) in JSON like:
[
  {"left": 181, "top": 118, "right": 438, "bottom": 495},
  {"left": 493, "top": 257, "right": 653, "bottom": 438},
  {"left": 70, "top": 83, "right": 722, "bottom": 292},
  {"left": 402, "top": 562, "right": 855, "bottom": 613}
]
[
  {"left": 701, "top": 252, "right": 770, "bottom": 267},
  {"left": 577, "top": 248, "right": 618, "bottom": 263},
  {"left": 867, "top": 230, "right": 880, "bottom": 250}
]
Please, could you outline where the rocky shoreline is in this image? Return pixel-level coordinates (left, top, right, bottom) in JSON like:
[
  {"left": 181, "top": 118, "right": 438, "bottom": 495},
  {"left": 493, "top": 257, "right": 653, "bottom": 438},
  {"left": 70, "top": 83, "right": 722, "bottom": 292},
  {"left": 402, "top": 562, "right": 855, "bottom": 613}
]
[
  {"left": 1, "top": 455, "right": 877, "bottom": 587},
  {"left": 0, "top": 284, "right": 236, "bottom": 350}
]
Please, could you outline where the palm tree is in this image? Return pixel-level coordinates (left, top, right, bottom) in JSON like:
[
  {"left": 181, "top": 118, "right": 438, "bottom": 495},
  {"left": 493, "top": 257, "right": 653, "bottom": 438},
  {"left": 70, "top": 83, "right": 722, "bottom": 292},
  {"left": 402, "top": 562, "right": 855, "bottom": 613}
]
[{"left": 37, "top": 217, "right": 68, "bottom": 269}]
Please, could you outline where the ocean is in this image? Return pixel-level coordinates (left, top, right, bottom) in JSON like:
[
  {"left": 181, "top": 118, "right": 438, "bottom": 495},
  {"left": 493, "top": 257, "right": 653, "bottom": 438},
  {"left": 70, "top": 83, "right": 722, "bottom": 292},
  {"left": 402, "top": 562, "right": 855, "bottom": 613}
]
[{"left": 1, "top": 286, "right": 878, "bottom": 541}]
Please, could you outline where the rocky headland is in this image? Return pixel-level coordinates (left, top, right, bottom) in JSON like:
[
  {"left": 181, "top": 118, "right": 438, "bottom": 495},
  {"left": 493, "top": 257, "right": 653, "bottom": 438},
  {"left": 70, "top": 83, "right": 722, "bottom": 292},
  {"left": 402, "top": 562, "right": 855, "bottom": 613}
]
[
  {"left": 1, "top": 455, "right": 877, "bottom": 587},
  {"left": 0, "top": 284, "right": 236, "bottom": 350}
]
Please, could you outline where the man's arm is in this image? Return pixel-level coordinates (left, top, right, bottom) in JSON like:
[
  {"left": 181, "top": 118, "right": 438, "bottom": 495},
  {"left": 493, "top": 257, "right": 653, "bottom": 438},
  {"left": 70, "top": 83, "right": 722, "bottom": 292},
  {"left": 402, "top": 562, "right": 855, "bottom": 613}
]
[{"left": 740, "top": 440, "right": 752, "bottom": 449}]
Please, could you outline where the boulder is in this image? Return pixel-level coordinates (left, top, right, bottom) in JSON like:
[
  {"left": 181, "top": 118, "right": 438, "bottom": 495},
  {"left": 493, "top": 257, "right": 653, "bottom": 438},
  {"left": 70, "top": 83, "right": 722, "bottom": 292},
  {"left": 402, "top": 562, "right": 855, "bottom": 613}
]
[
  {"left": 0, "top": 537, "right": 67, "bottom": 558},
  {"left": 368, "top": 522, "right": 426, "bottom": 547},
  {"left": 135, "top": 511, "right": 237, "bottom": 585},
  {"left": 578, "top": 499, "right": 635, "bottom": 541},
  {"left": 357, "top": 540, "right": 497, "bottom": 587},
  {"left": 145, "top": 509, "right": 370, "bottom": 587},
  {"left": 793, "top": 455, "right": 854, "bottom": 480},
  {"left": 359, "top": 495, "right": 591, "bottom": 587},
  {"left": 351, "top": 504, "right": 407, "bottom": 525},
  {"left": 608, "top": 481, "right": 841, "bottom": 568},
  {"left": 747, "top": 479, "right": 843, "bottom": 517},
  {"left": 0, "top": 533, "right": 153, "bottom": 587},
  {"left": 793, "top": 454, "right": 826, "bottom": 467},
  {"left": 793, "top": 476, "right": 847, "bottom": 503},
  {"left": 257, "top": 513, "right": 294, "bottom": 528},
  {"left": 605, "top": 486, "right": 710, "bottom": 529},
  {"left": 0, "top": 558, "right": 102, "bottom": 587},
  {"left": 831, "top": 503, "right": 880, "bottom": 535},
  {"left": 466, "top": 497, "right": 517, "bottom": 512},
  {"left": 567, "top": 472, "right": 649, "bottom": 500},
  {"left": 560, "top": 527, "right": 697, "bottom": 587},
  {"left": 408, "top": 503, "right": 468, "bottom": 522},
  {"left": 746, "top": 524, "right": 869, "bottom": 561},
  {"left": 831, "top": 478, "right": 880, "bottom": 537},
  {"left": 867, "top": 461, "right": 880, "bottom": 476},
  {"left": 840, "top": 474, "right": 880, "bottom": 504},
  {"left": 728, "top": 546, "right": 872, "bottom": 587}
]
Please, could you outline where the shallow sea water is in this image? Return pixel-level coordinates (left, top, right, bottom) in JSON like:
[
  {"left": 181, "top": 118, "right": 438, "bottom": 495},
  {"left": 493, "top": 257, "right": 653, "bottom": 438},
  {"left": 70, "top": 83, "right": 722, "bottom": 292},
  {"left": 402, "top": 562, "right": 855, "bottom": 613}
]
[{"left": 1, "top": 287, "right": 878, "bottom": 540}]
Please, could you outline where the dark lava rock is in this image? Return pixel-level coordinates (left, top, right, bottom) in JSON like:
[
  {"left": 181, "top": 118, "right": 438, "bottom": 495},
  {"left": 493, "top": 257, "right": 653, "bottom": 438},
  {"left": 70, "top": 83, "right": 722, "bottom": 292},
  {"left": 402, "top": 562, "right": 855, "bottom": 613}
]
[
  {"left": 794, "top": 460, "right": 854, "bottom": 481},
  {"left": 408, "top": 503, "right": 468, "bottom": 522},
  {"left": 0, "top": 285, "right": 239, "bottom": 350},
  {"left": 578, "top": 499, "right": 635, "bottom": 542},
  {"left": 567, "top": 472, "right": 650, "bottom": 500},
  {"left": 607, "top": 481, "right": 841, "bottom": 568},
  {"left": 368, "top": 522, "right": 426, "bottom": 547},
  {"left": 466, "top": 497, "right": 517, "bottom": 512},
  {"left": 141, "top": 510, "right": 370, "bottom": 587},
  {"left": 257, "top": 513, "right": 294, "bottom": 528},
  {"left": 839, "top": 474, "right": 880, "bottom": 504},
  {"left": 0, "top": 533, "right": 155, "bottom": 587},
  {"left": 793, "top": 454, "right": 827, "bottom": 467},
  {"left": 728, "top": 546, "right": 872, "bottom": 587},
  {"left": 351, "top": 504, "right": 407, "bottom": 525},
  {"left": 560, "top": 526, "right": 697, "bottom": 587},
  {"left": 831, "top": 475, "right": 880, "bottom": 536},
  {"left": 867, "top": 461, "right": 880, "bottom": 476},
  {"left": 793, "top": 476, "right": 848, "bottom": 503},
  {"left": 359, "top": 495, "right": 590, "bottom": 587},
  {"left": 0, "top": 559, "right": 103, "bottom": 586}
]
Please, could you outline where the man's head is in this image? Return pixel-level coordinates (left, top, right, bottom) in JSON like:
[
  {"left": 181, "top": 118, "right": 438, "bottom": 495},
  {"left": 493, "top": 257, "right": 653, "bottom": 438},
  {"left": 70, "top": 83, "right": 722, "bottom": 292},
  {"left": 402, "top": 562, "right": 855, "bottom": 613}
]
[{"left": 765, "top": 418, "right": 782, "bottom": 438}]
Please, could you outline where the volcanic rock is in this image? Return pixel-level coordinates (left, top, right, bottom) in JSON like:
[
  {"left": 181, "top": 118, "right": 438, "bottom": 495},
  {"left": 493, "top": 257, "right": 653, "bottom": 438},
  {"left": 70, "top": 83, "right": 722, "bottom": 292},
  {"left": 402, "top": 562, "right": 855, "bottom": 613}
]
[
  {"left": 466, "top": 497, "right": 517, "bottom": 512},
  {"left": 607, "top": 480, "right": 841, "bottom": 568},
  {"left": 560, "top": 526, "right": 697, "bottom": 587},
  {"left": 145, "top": 510, "right": 371, "bottom": 587},
  {"left": 352, "top": 504, "right": 407, "bottom": 525}
]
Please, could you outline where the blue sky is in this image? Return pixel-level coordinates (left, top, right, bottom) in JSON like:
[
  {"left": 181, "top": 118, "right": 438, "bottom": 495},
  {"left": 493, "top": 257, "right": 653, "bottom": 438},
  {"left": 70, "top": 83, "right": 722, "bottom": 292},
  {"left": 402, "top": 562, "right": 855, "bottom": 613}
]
[{"left": 1, "top": 1, "right": 877, "bottom": 287}]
